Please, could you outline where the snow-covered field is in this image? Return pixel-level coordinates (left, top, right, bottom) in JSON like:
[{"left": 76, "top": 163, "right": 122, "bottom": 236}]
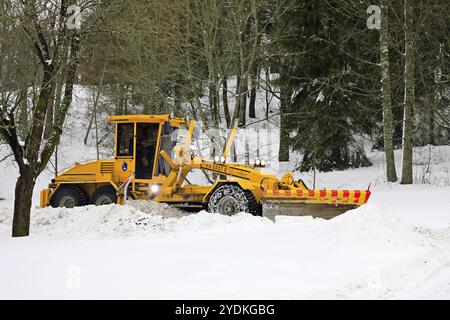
[
  {"left": 1, "top": 189, "right": 450, "bottom": 299},
  {"left": 1, "top": 86, "right": 449, "bottom": 299}
]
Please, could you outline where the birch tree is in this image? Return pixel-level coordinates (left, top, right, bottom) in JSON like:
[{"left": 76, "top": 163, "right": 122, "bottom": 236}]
[{"left": 400, "top": 0, "right": 415, "bottom": 184}]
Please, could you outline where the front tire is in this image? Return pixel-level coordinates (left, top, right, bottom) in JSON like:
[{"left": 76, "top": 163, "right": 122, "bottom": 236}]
[
  {"left": 51, "top": 185, "right": 88, "bottom": 208},
  {"left": 208, "top": 184, "right": 261, "bottom": 216}
]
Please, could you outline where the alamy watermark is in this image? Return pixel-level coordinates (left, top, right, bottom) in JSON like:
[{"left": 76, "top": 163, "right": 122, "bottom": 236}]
[
  {"left": 65, "top": 5, "right": 381, "bottom": 33},
  {"left": 367, "top": 5, "right": 381, "bottom": 30},
  {"left": 66, "top": 5, "right": 81, "bottom": 30},
  {"left": 66, "top": 265, "right": 82, "bottom": 290},
  {"left": 366, "top": 266, "right": 384, "bottom": 297}
]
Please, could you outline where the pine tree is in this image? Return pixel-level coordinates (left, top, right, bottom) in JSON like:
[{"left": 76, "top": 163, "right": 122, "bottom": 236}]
[{"left": 274, "top": 0, "right": 376, "bottom": 171}]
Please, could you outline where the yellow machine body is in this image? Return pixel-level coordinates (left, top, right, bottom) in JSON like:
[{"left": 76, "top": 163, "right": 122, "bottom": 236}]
[{"left": 40, "top": 114, "right": 371, "bottom": 219}]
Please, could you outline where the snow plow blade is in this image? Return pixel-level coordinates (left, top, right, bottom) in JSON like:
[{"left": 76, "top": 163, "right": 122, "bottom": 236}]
[{"left": 261, "top": 189, "right": 371, "bottom": 221}]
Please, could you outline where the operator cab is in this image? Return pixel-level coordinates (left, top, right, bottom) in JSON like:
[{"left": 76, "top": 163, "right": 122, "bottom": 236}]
[
  {"left": 111, "top": 115, "right": 187, "bottom": 186},
  {"left": 135, "top": 123, "right": 158, "bottom": 179}
]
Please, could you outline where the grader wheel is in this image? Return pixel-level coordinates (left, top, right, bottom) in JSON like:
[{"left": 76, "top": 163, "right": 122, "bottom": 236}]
[
  {"left": 208, "top": 184, "right": 261, "bottom": 216},
  {"left": 91, "top": 185, "right": 117, "bottom": 206},
  {"left": 50, "top": 185, "right": 88, "bottom": 208}
]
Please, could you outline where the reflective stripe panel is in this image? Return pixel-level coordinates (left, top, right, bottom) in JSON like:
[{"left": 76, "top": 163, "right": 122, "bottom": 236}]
[{"left": 262, "top": 189, "right": 371, "bottom": 205}]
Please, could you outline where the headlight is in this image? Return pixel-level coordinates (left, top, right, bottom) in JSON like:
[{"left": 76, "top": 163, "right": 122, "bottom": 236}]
[
  {"left": 214, "top": 156, "right": 220, "bottom": 163},
  {"left": 150, "top": 184, "right": 160, "bottom": 194},
  {"left": 255, "top": 159, "right": 261, "bottom": 166},
  {"left": 220, "top": 156, "right": 226, "bottom": 163}
]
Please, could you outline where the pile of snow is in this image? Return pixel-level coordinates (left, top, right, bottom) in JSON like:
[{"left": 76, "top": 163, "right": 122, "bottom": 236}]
[
  {"left": 0, "top": 201, "right": 272, "bottom": 239},
  {"left": 0, "top": 202, "right": 439, "bottom": 245},
  {"left": 325, "top": 204, "right": 428, "bottom": 246}
]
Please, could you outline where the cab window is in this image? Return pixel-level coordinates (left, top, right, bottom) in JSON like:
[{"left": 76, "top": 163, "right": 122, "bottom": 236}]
[
  {"left": 135, "top": 123, "right": 159, "bottom": 179},
  {"left": 117, "top": 123, "right": 134, "bottom": 157}
]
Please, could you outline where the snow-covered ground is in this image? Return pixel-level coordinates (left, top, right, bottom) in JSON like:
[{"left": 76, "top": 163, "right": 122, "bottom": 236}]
[
  {"left": 0, "top": 193, "right": 449, "bottom": 299},
  {"left": 1, "top": 86, "right": 449, "bottom": 299}
]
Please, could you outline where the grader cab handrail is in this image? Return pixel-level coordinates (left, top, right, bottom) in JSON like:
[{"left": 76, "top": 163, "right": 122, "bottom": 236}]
[{"left": 118, "top": 173, "right": 134, "bottom": 205}]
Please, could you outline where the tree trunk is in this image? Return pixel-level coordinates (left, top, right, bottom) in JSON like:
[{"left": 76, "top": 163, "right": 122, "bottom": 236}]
[
  {"left": 54, "top": 50, "right": 67, "bottom": 113},
  {"left": 189, "top": 100, "right": 199, "bottom": 121},
  {"left": 245, "top": 137, "right": 250, "bottom": 164},
  {"left": 278, "top": 85, "right": 290, "bottom": 162},
  {"left": 84, "top": 114, "right": 94, "bottom": 145},
  {"left": 400, "top": 0, "right": 414, "bottom": 184},
  {"left": 123, "top": 91, "right": 128, "bottom": 114},
  {"left": 43, "top": 83, "right": 56, "bottom": 140},
  {"left": 427, "top": 95, "right": 435, "bottom": 145},
  {"left": 209, "top": 82, "right": 219, "bottom": 126},
  {"left": 12, "top": 168, "right": 35, "bottom": 237},
  {"left": 231, "top": 75, "right": 241, "bottom": 127},
  {"left": 249, "top": 65, "right": 258, "bottom": 119},
  {"left": 18, "top": 87, "right": 28, "bottom": 140},
  {"left": 380, "top": 0, "right": 397, "bottom": 182},
  {"left": 223, "top": 78, "right": 231, "bottom": 128},
  {"left": 55, "top": 144, "right": 58, "bottom": 176},
  {"left": 173, "top": 81, "right": 183, "bottom": 118},
  {"left": 238, "top": 77, "right": 247, "bottom": 127},
  {"left": 93, "top": 91, "right": 100, "bottom": 160},
  {"left": 265, "top": 68, "right": 270, "bottom": 119},
  {"left": 26, "top": 65, "right": 55, "bottom": 165},
  {"left": 115, "top": 98, "right": 120, "bottom": 115}
]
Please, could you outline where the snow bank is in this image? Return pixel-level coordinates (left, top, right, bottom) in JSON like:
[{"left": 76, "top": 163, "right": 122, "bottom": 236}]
[
  {"left": 0, "top": 201, "right": 437, "bottom": 247},
  {"left": 0, "top": 201, "right": 272, "bottom": 239},
  {"left": 326, "top": 204, "right": 427, "bottom": 246}
]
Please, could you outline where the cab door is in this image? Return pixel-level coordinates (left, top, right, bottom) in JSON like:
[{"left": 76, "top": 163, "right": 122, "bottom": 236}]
[
  {"left": 115, "top": 122, "right": 135, "bottom": 182},
  {"left": 135, "top": 123, "right": 160, "bottom": 180}
]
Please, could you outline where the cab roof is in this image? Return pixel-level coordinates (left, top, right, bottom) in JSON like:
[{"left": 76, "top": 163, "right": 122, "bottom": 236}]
[{"left": 107, "top": 114, "right": 187, "bottom": 126}]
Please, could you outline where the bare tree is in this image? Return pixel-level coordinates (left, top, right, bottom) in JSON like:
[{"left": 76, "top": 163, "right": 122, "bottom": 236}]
[
  {"left": 400, "top": 0, "right": 414, "bottom": 184},
  {"left": 380, "top": 0, "right": 397, "bottom": 182},
  {"left": 0, "top": 0, "right": 94, "bottom": 237},
  {"left": 227, "top": 0, "right": 262, "bottom": 128}
]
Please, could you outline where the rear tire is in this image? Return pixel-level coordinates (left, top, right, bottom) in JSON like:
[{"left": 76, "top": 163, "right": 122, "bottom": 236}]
[
  {"left": 51, "top": 185, "right": 88, "bottom": 208},
  {"left": 208, "top": 184, "right": 261, "bottom": 216},
  {"left": 91, "top": 185, "right": 117, "bottom": 206}
]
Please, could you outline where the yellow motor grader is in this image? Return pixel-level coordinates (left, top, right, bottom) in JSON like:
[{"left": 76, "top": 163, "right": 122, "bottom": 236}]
[{"left": 40, "top": 114, "right": 371, "bottom": 219}]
